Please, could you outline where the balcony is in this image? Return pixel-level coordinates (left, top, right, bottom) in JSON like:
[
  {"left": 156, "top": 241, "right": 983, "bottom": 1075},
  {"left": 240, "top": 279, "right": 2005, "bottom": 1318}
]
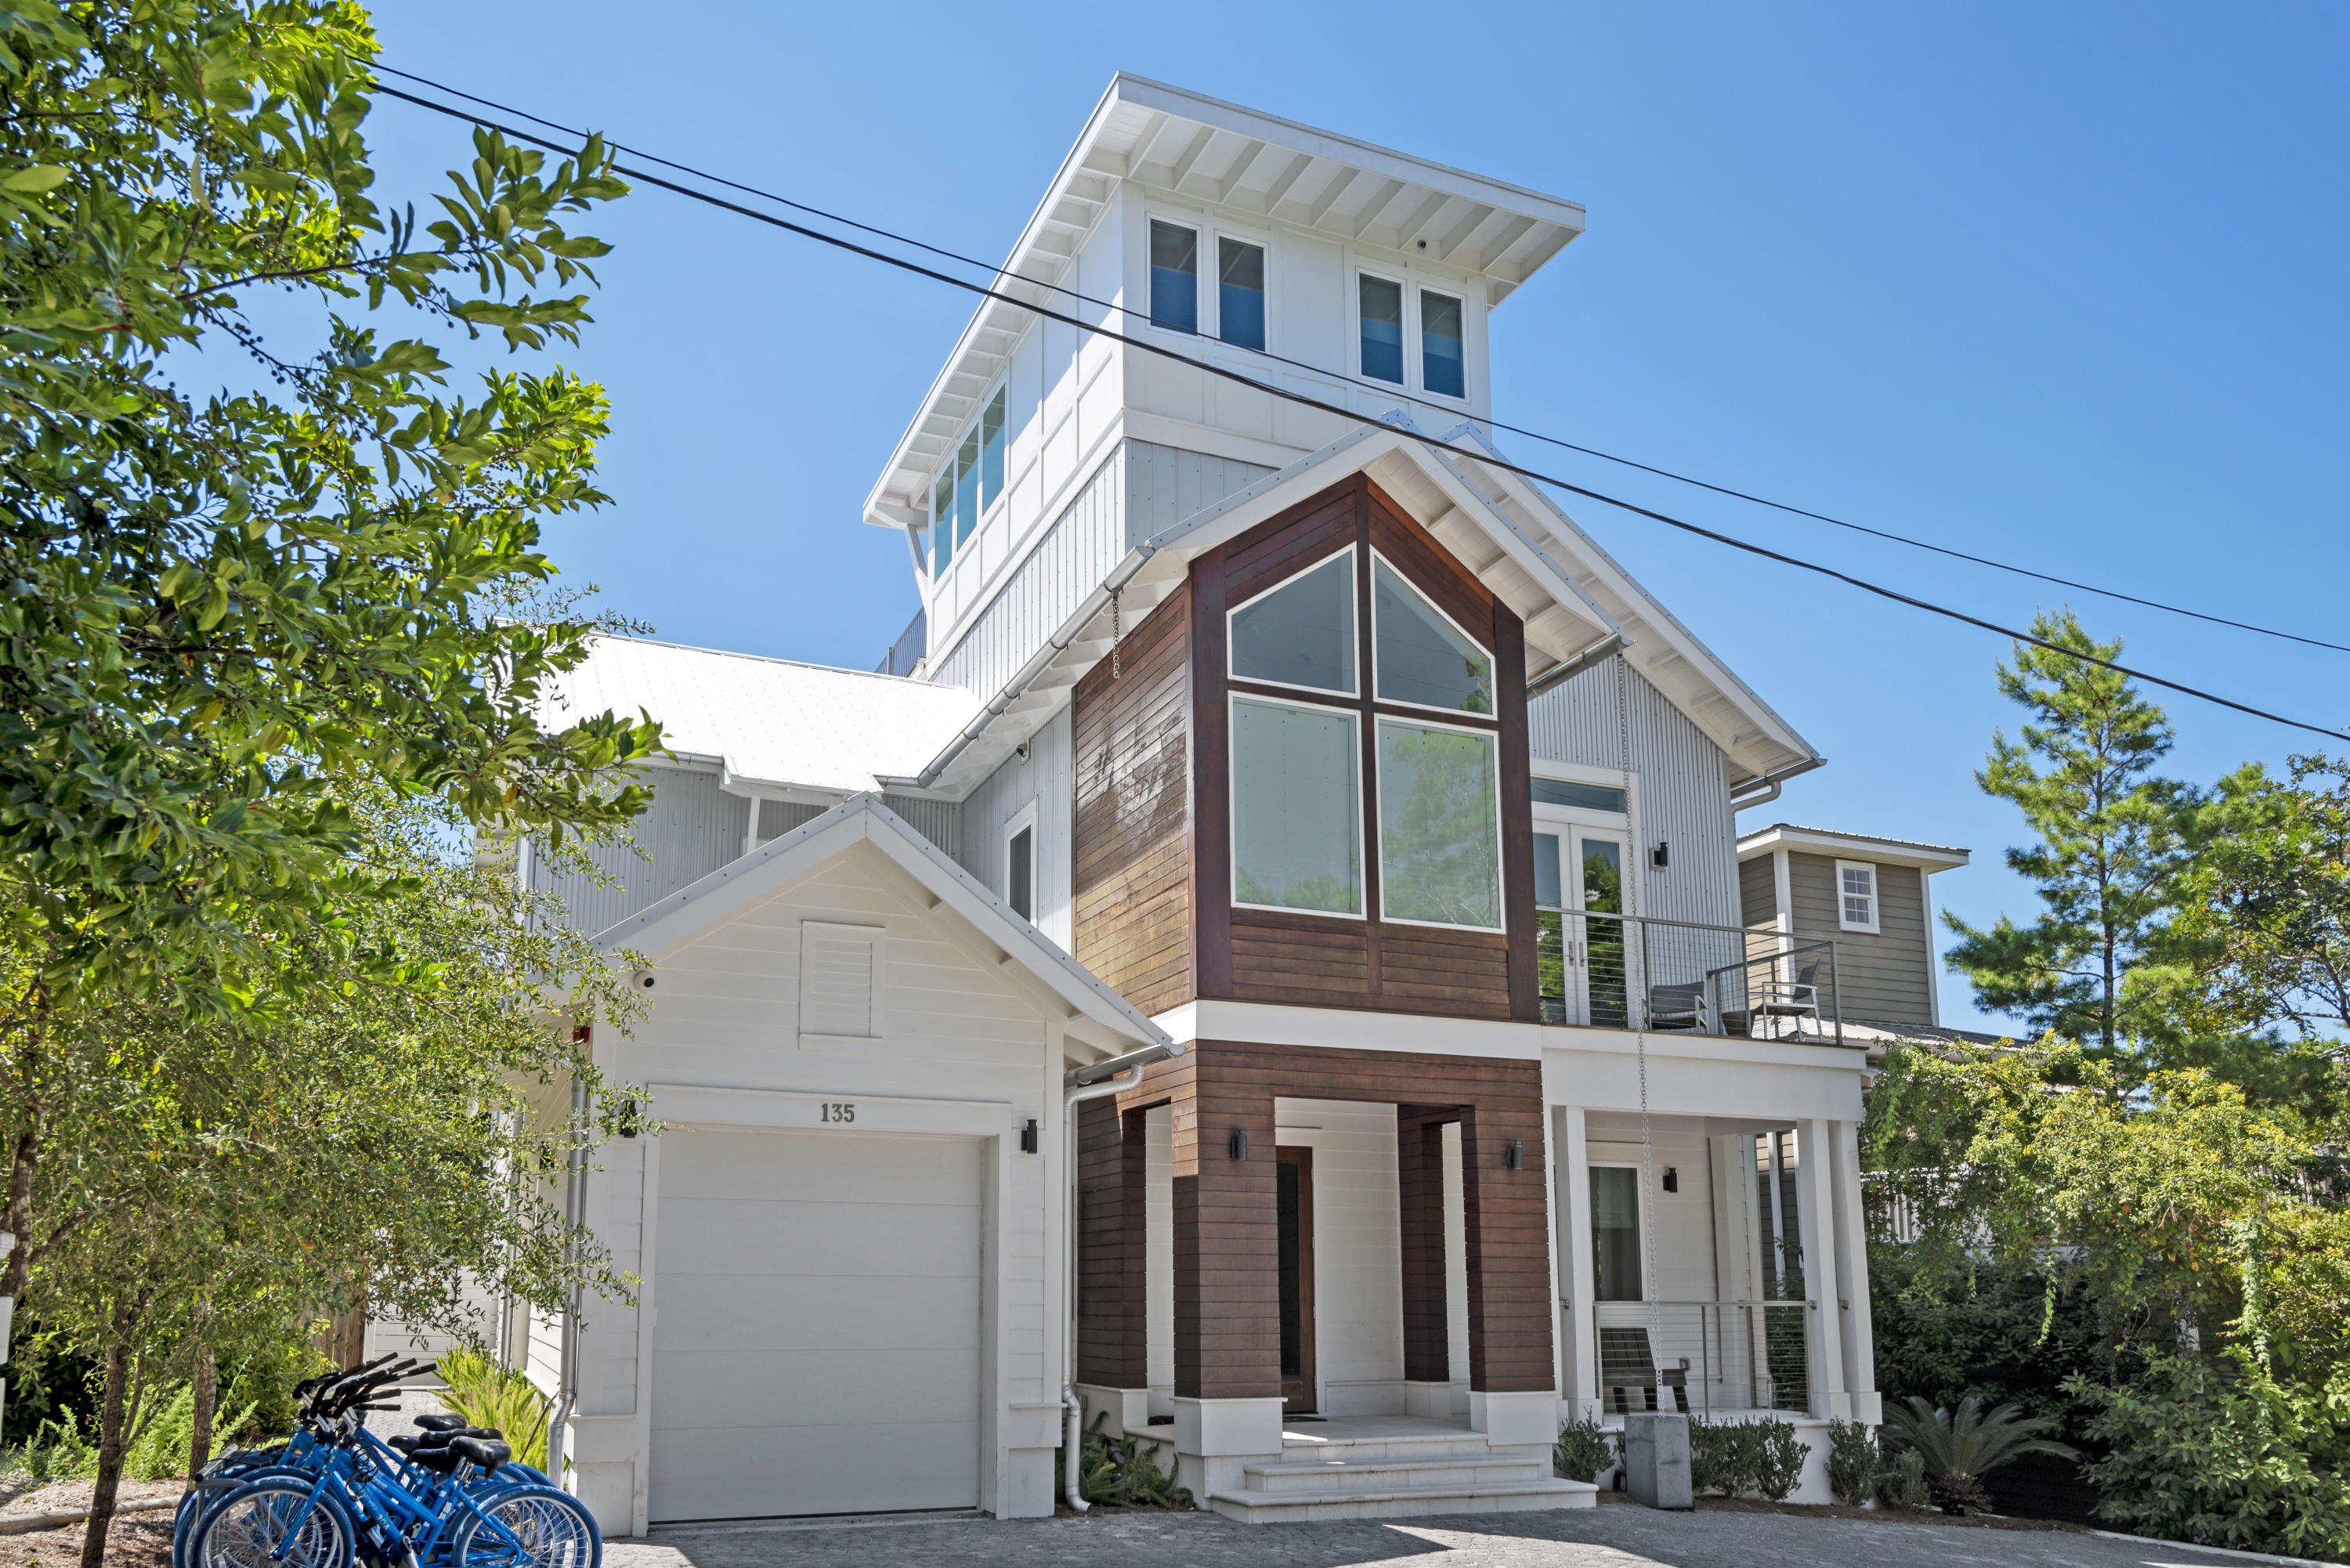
[{"left": 1538, "top": 909, "right": 1846, "bottom": 1045}]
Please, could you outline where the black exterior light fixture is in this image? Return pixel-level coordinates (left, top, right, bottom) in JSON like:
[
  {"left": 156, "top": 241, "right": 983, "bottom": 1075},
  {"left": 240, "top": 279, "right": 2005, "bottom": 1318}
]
[
  {"left": 1020, "top": 1119, "right": 1039, "bottom": 1154},
  {"left": 1662, "top": 1166, "right": 1679, "bottom": 1193},
  {"left": 1229, "top": 1128, "right": 1249, "bottom": 1162},
  {"left": 1650, "top": 840, "right": 1670, "bottom": 869},
  {"left": 1504, "top": 1139, "right": 1524, "bottom": 1171}
]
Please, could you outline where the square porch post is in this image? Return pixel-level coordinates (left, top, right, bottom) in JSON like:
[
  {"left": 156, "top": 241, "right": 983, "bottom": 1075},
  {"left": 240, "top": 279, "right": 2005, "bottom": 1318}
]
[
  {"left": 1170, "top": 1059, "right": 1282, "bottom": 1487},
  {"left": 1825, "top": 1118, "right": 1880, "bottom": 1422},
  {"left": 1554, "top": 1106, "right": 1597, "bottom": 1418},
  {"left": 1397, "top": 1111, "right": 1452, "bottom": 1416},
  {"left": 1793, "top": 1118, "right": 1849, "bottom": 1419},
  {"left": 1458, "top": 1101, "right": 1557, "bottom": 1445},
  {"left": 1075, "top": 1098, "right": 1150, "bottom": 1429}
]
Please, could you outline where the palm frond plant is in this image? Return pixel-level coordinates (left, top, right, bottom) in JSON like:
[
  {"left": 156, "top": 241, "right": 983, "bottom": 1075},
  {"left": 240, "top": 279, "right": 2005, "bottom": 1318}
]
[
  {"left": 1883, "top": 1394, "right": 2077, "bottom": 1515},
  {"left": 436, "top": 1349, "right": 554, "bottom": 1473}
]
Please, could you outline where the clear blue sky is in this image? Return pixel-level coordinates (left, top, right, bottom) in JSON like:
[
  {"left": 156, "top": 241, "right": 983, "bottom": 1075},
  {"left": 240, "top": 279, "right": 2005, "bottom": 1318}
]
[{"left": 363, "top": 1, "right": 2348, "bottom": 1035}]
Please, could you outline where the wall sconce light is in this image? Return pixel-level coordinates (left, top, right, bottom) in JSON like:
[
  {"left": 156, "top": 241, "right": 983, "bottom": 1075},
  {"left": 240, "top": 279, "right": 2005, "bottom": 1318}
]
[
  {"left": 1662, "top": 1165, "right": 1679, "bottom": 1193},
  {"left": 1229, "top": 1129, "right": 1249, "bottom": 1162},
  {"left": 1650, "top": 840, "right": 1670, "bottom": 869},
  {"left": 1504, "top": 1139, "right": 1524, "bottom": 1171},
  {"left": 1020, "top": 1118, "right": 1039, "bottom": 1154},
  {"left": 617, "top": 1099, "right": 641, "bottom": 1140}
]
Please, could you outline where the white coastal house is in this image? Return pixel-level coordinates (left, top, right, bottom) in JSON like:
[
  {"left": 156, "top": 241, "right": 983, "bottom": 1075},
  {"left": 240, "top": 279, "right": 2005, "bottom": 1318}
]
[{"left": 414, "top": 74, "right": 1982, "bottom": 1531}]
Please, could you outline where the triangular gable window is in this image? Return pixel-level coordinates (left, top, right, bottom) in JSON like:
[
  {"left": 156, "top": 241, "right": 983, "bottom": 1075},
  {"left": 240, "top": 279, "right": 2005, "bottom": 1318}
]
[
  {"left": 1228, "top": 547, "right": 1356, "bottom": 696},
  {"left": 1372, "top": 555, "right": 1491, "bottom": 714}
]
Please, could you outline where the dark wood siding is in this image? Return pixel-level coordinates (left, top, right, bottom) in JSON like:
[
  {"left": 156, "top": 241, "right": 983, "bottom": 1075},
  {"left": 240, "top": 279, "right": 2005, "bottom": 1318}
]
[
  {"left": 1191, "top": 474, "right": 1532, "bottom": 1021},
  {"left": 1072, "top": 583, "right": 1194, "bottom": 1015}
]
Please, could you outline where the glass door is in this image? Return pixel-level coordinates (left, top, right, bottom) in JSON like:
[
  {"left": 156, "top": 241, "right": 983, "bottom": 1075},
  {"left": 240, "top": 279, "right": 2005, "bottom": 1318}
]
[{"left": 1535, "top": 829, "right": 1629, "bottom": 1028}]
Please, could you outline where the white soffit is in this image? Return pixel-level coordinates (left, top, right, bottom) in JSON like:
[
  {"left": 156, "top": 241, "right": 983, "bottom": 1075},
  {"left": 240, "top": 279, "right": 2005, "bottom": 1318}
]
[
  {"left": 1737, "top": 823, "right": 1970, "bottom": 872},
  {"left": 861, "top": 73, "right": 1587, "bottom": 531},
  {"left": 540, "top": 634, "right": 981, "bottom": 798}
]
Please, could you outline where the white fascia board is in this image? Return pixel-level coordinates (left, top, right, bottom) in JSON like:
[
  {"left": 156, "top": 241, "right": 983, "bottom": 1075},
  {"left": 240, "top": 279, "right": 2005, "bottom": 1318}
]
[
  {"left": 595, "top": 794, "right": 1169, "bottom": 1050},
  {"left": 1441, "top": 425, "right": 1820, "bottom": 779},
  {"left": 1736, "top": 824, "right": 1971, "bottom": 872}
]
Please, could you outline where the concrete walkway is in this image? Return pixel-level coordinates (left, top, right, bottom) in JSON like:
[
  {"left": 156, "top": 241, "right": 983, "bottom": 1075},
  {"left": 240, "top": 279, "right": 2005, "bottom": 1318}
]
[{"left": 606, "top": 1501, "right": 2294, "bottom": 1568}]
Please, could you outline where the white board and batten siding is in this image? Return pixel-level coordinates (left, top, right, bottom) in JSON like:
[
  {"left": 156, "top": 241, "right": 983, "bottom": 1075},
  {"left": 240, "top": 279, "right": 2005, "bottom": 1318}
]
[
  {"left": 530, "top": 766, "right": 750, "bottom": 938},
  {"left": 562, "top": 840, "right": 1068, "bottom": 1532},
  {"left": 1530, "top": 661, "right": 1741, "bottom": 929}
]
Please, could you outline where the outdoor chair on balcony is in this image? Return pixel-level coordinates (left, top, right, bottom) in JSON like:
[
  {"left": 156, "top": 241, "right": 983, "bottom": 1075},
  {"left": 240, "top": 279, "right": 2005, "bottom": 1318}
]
[
  {"left": 1647, "top": 981, "right": 1710, "bottom": 1033},
  {"left": 1754, "top": 962, "right": 1821, "bottom": 1039},
  {"left": 1597, "top": 1326, "right": 1690, "bottom": 1414}
]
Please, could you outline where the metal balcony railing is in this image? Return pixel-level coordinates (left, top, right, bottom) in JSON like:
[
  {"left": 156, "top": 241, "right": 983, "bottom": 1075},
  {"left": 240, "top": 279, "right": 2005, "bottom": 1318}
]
[
  {"left": 1537, "top": 909, "right": 1846, "bottom": 1046},
  {"left": 1584, "top": 1299, "right": 1817, "bottom": 1417}
]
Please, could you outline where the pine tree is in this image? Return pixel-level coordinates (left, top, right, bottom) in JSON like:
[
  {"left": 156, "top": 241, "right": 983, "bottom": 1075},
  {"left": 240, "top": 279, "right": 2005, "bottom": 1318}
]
[{"left": 1945, "top": 612, "right": 2195, "bottom": 1053}]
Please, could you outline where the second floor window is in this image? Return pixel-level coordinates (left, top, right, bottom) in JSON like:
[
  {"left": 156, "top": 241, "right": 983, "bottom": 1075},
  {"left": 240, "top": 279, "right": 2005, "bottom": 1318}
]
[
  {"left": 1219, "top": 237, "right": 1266, "bottom": 351},
  {"left": 1227, "top": 545, "right": 1502, "bottom": 930},
  {"left": 1359, "top": 273, "right": 1405, "bottom": 384},
  {"left": 1421, "top": 289, "right": 1465, "bottom": 399},
  {"left": 931, "top": 386, "right": 1006, "bottom": 573},
  {"left": 1837, "top": 861, "right": 1878, "bottom": 933}
]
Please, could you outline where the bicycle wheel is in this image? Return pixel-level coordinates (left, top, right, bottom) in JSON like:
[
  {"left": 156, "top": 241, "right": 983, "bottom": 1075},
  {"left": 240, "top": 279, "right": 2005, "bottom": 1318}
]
[
  {"left": 447, "top": 1485, "right": 600, "bottom": 1568},
  {"left": 176, "top": 1460, "right": 308, "bottom": 1568},
  {"left": 190, "top": 1478, "right": 356, "bottom": 1568}
]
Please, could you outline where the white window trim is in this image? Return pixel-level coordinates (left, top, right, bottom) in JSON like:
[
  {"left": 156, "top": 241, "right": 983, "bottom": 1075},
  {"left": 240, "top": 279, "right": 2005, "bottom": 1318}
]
[
  {"left": 1372, "top": 710, "right": 1506, "bottom": 934},
  {"left": 1225, "top": 542, "right": 1359, "bottom": 701},
  {"left": 1835, "top": 858, "right": 1881, "bottom": 934},
  {"left": 1229, "top": 692, "right": 1366, "bottom": 922},
  {"left": 1414, "top": 281, "right": 1473, "bottom": 408},
  {"left": 930, "top": 381, "right": 1011, "bottom": 580},
  {"left": 1003, "top": 799, "right": 1039, "bottom": 924},
  {"left": 1145, "top": 214, "right": 1203, "bottom": 337},
  {"left": 1586, "top": 1160, "right": 1650, "bottom": 1303},
  {"left": 1144, "top": 204, "right": 1277, "bottom": 354},
  {"left": 1367, "top": 547, "right": 1495, "bottom": 718}
]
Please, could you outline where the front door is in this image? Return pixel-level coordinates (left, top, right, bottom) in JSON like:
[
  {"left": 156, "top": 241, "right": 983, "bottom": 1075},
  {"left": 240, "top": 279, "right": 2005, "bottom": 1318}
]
[
  {"left": 1276, "top": 1147, "right": 1317, "bottom": 1413},
  {"left": 1536, "top": 829, "right": 1629, "bottom": 1028}
]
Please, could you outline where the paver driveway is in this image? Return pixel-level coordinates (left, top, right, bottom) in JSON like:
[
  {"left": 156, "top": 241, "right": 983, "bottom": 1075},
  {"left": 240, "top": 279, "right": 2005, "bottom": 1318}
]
[{"left": 606, "top": 1501, "right": 2297, "bottom": 1568}]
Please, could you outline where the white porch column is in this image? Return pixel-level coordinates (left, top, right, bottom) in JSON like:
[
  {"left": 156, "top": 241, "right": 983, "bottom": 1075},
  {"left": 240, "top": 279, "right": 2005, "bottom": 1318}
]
[
  {"left": 1554, "top": 1106, "right": 1597, "bottom": 1418},
  {"left": 1827, "top": 1118, "right": 1880, "bottom": 1422},
  {"left": 1794, "top": 1120, "right": 1849, "bottom": 1419}
]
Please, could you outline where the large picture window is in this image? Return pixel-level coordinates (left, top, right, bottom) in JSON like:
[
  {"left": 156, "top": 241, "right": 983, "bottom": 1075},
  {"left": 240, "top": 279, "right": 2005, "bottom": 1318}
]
[
  {"left": 1231, "top": 696, "right": 1361, "bottom": 916},
  {"left": 1376, "top": 718, "right": 1501, "bottom": 928},
  {"left": 1228, "top": 547, "right": 1355, "bottom": 695},
  {"left": 1373, "top": 555, "right": 1493, "bottom": 714},
  {"left": 931, "top": 385, "right": 1006, "bottom": 573}
]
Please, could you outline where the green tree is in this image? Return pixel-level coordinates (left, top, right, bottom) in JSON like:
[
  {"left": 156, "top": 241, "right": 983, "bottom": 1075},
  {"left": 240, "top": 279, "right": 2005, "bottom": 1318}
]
[
  {"left": 0, "top": 0, "right": 661, "bottom": 1338},
  {"left": 1943, "top": 612, "right": 2195, "bottom": 1054}
]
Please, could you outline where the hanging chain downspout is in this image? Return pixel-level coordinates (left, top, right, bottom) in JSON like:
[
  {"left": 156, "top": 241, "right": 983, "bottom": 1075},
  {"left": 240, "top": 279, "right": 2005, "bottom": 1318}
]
[
  {"left": 1615, "top": 654, "right": 1667, "bottom": 1400},
  {"left": 1109, "top": 589, "right": 1123, "bottom": 681}
]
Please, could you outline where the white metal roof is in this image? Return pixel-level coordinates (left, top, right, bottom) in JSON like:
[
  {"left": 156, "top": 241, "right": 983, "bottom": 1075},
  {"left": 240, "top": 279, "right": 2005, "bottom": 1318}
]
[
  {"left": 862, "top": 73, "right": 1587, "bottom": 531},
  {"left": 1737, "top": 823, "right": 1971, "bottom": 871},
  {"left": 540, "top": 634, "right": 981, "bottom": 798},
  {"left": 595, "top": 793, "right": 1170, "bottom": 1053}
]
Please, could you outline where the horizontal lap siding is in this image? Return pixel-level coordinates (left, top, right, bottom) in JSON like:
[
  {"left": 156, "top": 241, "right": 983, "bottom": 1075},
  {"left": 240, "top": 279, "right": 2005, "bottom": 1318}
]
[
  {"left": 1072, "top": 583, "right": 1194, "bottom": 1015},
  {"left": 1788, "top": 853, "right": 1935, "bottom": 1027}
]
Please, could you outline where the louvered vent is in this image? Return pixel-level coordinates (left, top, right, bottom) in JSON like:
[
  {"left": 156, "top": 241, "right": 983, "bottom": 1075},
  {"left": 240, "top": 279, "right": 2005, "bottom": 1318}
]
[{"left": 799, "top": 921, "right": 883, "bottom": 1040}]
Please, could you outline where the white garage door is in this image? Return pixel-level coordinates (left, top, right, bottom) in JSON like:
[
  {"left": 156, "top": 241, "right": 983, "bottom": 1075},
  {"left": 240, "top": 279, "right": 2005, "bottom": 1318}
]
[{"left": 649, "top": 1128, "right": 983, "bottom": 1523}]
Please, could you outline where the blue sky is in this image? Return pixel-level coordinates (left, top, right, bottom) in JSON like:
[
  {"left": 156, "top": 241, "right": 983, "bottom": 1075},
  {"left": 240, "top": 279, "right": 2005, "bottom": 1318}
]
[{"left": 361, "top": 1, "right": 2348, "bottom": 1034}]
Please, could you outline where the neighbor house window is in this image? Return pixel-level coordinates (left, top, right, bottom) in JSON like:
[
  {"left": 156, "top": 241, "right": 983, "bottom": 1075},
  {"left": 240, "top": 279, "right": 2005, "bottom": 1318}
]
[
  {"left": 1231, "top": 695, "right": 1361, "bottom": 916},
  {"left": 1219, "top": 237, "right": 1266, "bottom": 351},
  {"left": 1372, "top": 555, "right": 1492, "bottom": 714},
  {"left": 1358, "top": 273, "right": 1405, "bottom": 383},
  {"left": 1420, "top": 289, "right": 1465, "bottom": 398},
  {"left": 1836, "top": 860, "right": 1879, "bottom": 933},
  {"left": 931, "top": 385, "right": 1007, "bottom": 573},
  {"left": 1591, "top": 1166, "right": 1642, "bottom": 1301},
  {"left": 1150, "top": 220, "right": 1198, "bottom": 333},
  {"left": 1376, "top": 717, "right": 1500, "bottom": 928},
  {"left": 1227, "top": 547, "right": 1355, "bottom": 695}
]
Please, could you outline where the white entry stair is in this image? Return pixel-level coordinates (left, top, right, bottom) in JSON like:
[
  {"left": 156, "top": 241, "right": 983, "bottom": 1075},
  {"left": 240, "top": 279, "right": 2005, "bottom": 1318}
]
[{"left": 1204, "top": 1416, "right": 1597, "bottom": 1523}]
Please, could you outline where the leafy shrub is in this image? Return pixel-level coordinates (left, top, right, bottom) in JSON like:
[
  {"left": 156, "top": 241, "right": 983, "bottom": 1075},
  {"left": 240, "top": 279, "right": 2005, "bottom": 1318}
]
[
  {"left": 1875, "top": 1447, "right": 1930, "bottom": 1510},
  {"left": 1553, "top": 1411, "right": 1616, "bottom": 1483},
  {"left": 1689, "top": 1414, "right": 1806, "bottom": 1501},
  {"left": 5, "top": 1383, "right": 254, "bottom": 1483},
  {"left": 1825, "top": 1418, "right": 1879, "bottom": 1506},
  {"left": 1884, "top": 1394, "right": 2074, "bottom": 1516},
  {"left": 2070, "top": 1352, "right": 2350, "bottom": 1560},
  {"left": 12, "top": 1410, "right": 97, "bottom": 1482},
  {"left": 1076, "top": 1412, "right": 1190, "bottom": 1509},
  {"left": 437, "top": 1349, "right": 552, "bottom": 1472}
]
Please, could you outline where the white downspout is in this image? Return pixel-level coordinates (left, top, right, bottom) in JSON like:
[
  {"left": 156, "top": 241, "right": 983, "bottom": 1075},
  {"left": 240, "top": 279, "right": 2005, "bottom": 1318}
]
[
  {"left": 1060, "top": 1042, "right": 1183, "bottom": 1512},
  {"left": 544, "top": 1070, "right": 589, "bottom": 1487}
]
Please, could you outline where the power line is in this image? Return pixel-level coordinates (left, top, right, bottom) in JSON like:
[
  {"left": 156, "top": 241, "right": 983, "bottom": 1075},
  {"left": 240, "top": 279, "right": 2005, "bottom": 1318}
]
[
  {"left": 367, "top": 77, "right": 2350, "bottom": 746},
  {"left": 368, "top": 61, "right": 2350, "bottom": 661}
]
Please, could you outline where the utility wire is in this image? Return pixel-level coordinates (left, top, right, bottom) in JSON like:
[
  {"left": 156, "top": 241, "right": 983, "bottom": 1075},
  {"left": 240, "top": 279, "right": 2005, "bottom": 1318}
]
[
  {"left": 367, "top": 77, "right": 2350, "bottom": 746},
  {"left": 370, "top": 60, "right": 2350, "bottom": 660}
]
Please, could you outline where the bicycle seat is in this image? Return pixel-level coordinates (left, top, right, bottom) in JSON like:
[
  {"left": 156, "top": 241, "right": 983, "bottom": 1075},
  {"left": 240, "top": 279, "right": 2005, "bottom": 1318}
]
[
  {"left": 414, "top": 1445, "right": 465, "bottom": 1475},
  {"left": 450, "top": 1436, "right": 510, "bottom": 1472},
  {"left": 414, "top": 1414, "right": 468, "bottom": 1433},
  {"left": 389, "top": 1435, "right": 422, "bottom": 1455}
]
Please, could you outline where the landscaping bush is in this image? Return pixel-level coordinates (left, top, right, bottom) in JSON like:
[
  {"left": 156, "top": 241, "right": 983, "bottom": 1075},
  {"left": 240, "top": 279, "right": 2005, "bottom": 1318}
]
[
  {"left": 1824, "top": 1418, "right": 1879, "bottom": 1506},
  {"left": 1076, "top": 1412, "right": 1191, "bottom": 1508},
  {"left": 2070, "top": 1352, "right": 2350, "bottom": 1560},
  {"left": 1552, "top": 1411, "right": 1616, "bottom": 1483},
  {"left": 1884, "top": 1394, "right": 2075, "bottom": 1516},
  {"left": 1688, "top": 1414, "right": 1806, "bottom": 1501},
  {"left": 437, "top": 1349, "right": 553, "bottom": 1472},
  {"left": 5, "top": 1382, "right": 254, "bottom": 1483},
  {"left": 1875, "top": 1447, "right": 1930, "bottom": 1510}
]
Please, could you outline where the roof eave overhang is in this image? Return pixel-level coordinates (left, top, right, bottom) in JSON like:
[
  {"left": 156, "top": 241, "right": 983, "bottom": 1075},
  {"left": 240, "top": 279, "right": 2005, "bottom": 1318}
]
[{"left": 1736, "top": 826, "right": 1972, "bottom": 872}]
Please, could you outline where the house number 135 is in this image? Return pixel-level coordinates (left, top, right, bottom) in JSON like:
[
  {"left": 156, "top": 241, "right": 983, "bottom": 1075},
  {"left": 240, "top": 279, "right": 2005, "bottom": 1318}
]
[{"left": 819, "top": 1102, "right": 855, "bottom": 1123}]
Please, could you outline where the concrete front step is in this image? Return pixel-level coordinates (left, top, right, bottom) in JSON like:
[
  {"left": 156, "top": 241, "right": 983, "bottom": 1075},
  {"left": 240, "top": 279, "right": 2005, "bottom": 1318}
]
[
  {"left": 1245, "top": 1456, "right": 1553, "bottom": 1494},
  {"left": 1277, "top": 1433, "right": 1501, "bottom": 1464},
  {"left": 1205, "top": 1477, "right": 1597, "bottom": 1523}
]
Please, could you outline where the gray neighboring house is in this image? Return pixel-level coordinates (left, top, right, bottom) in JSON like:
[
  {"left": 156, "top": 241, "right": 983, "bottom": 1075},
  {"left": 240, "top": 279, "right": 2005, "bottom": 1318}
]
[{"left": 1736, "top": 825, "right": 1974, "bottom": 1044}]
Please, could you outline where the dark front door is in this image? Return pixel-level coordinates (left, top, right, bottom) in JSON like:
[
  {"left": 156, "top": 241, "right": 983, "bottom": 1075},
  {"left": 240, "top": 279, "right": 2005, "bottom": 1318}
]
[{"left": 1277, "top": 1147, "right": 1318, "bottom": 1413}]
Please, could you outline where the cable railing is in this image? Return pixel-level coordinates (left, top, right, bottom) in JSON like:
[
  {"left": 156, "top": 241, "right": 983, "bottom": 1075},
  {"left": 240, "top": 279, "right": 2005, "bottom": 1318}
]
[
  {"left": 1585, "top": 1299, "right": 1817, "bottom": 1417},
  {"left": 1537, "top": 908, "right": 1846, "bottom": 1046}
]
